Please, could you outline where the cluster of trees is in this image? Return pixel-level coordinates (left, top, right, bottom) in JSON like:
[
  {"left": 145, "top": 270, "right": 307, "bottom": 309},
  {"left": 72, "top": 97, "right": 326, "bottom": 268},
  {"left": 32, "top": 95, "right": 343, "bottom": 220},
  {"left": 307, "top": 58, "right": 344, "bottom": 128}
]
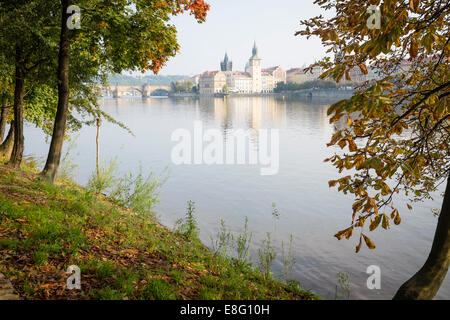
[
  {"left": 299, "top": 0, "right": 449, "bottom": 299},
  {"left": 274, "top": 80, "right": 337, "bottom": 92},
  {"left": 0, "top": 0, "right": 209, "bottom": 183},
  {"left": 170, "top": 80, "right": 197, "bottom": 93}
]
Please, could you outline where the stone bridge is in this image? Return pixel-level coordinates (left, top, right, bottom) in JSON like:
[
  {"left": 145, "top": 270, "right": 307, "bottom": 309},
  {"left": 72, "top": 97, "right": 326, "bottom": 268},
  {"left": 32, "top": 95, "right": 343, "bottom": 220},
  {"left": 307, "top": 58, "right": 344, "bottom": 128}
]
[{"left": 103, "top": 85, "right": 171, "bottom": 98}]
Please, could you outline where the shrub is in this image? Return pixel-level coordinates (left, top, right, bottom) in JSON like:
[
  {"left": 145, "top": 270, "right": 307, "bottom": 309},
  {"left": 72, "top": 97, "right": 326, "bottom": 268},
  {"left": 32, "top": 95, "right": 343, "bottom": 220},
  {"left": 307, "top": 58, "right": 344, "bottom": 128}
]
[
  {"left": 87, "top": 158, "right": 118, "bottom": 195},
  {"left": 210, "top": 219, "right": 233, "bottom": 257},
  {"left": 110, "top": 166, "right": 165, "bottom": 216},
  {"left": 175, "top": 200, "right": 200, "bottom": 241},
  {"left": 258, "top": 232, "right": 277, "bottom": 280}
]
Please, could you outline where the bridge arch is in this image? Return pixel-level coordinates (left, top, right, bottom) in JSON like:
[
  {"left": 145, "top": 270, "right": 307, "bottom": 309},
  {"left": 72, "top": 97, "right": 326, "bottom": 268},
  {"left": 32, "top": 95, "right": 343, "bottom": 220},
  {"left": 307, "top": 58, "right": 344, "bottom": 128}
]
[
  {"left": 146, "top": 86, "right": 170, "bottom": 97},
  {"left": 105, "top": 85, "right": 171, "bottom": 98}
]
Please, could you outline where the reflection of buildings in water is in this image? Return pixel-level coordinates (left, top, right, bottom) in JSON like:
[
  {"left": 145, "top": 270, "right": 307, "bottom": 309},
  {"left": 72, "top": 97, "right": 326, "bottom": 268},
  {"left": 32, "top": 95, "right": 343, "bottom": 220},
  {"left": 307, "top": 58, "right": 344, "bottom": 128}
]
[
  {"left": 262, "top": 97, "right": 287, "bottom": 129},
  {"left": 206, "top": 97, "right": 288, "bottom": 129},
  {"left": 212, "top": 97, "right": 233, "bottom": 137},
  {"left": 226, "top": 97, "right": 286, "bottom": 130},
  {"left": 208, "top": 96, "right": 287, "bottom": 150}
]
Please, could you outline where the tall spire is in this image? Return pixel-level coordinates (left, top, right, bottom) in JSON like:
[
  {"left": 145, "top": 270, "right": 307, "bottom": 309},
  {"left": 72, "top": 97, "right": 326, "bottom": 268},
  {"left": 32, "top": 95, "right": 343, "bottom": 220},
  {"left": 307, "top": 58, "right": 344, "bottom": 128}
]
[
  {"left": 250, "top": 41, "right": 259, "bottom": 60},
  {"left": 252, "top": 41, "right": 258, "bottom": 56},
  {"left": 220, "top": 52, "right": 232, "bottom": 71}
]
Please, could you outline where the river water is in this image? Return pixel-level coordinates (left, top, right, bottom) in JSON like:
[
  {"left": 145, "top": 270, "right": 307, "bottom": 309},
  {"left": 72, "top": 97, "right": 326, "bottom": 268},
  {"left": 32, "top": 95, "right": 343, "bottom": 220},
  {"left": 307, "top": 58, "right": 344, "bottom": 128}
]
[{"left": 23, "top": 96, "right": 449, "bottom": 299}]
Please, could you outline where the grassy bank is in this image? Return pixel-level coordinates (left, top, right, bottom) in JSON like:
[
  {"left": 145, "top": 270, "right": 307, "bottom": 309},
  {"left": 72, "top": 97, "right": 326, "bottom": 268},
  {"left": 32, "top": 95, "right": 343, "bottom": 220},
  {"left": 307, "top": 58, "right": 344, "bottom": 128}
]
[{"left": 0, "top": 163, "right": 317, "bottom": 300}]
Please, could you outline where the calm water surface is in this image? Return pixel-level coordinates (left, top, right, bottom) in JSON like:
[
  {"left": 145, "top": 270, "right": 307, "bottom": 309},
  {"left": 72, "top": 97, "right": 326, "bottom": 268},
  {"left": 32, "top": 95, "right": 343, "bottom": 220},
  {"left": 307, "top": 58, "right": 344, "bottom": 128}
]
[{"left": 24, "top": 96, "right": 449, "bottom": 299}]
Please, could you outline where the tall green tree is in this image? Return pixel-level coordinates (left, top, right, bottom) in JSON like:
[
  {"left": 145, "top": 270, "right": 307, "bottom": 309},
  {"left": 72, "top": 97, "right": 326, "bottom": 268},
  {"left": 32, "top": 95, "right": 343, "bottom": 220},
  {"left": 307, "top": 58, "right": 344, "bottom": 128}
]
[
  {"left": 0, "top": 0, "right": 126, "bottom": 166},
  {"left": 298, "top": 0, "right": 449, "bottom": 299},
  {"left": 0, "top": 0, "right": 59, "bottom": 167},
  {"left": 41, "top": 0, "right": 210, "bottom": 182},
  {"left": 41, "top": 0, "right": 72, "bottom": 180}
]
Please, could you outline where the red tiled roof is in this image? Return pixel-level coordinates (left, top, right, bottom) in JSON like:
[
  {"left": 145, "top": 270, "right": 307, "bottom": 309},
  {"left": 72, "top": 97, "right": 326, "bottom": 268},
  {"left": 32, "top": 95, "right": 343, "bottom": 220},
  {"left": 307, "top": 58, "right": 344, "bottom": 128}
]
[
  {"left": 201, "top": 71, "right": 220, "bottom": 77},
  {"left": 232, "top": 71, "right": 251, "bottom": 78}
]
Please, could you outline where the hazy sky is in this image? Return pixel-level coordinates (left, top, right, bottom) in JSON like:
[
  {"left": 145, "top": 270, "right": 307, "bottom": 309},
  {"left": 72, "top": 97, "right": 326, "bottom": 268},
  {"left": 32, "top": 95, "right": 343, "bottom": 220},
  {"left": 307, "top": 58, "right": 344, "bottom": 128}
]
[{"left": 156, "top": 0, "right": 330, "bottom": 76}]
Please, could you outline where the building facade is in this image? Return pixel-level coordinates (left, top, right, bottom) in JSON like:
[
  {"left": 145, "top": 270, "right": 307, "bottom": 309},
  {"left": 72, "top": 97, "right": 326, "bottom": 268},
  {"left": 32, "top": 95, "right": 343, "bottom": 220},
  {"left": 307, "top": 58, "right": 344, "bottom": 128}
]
[
  {"left": 286, "top": 68, "right": 308, "bottom": 84},
  {"left": 262, "top": 66, "right": 286, "bottom": 92},
  {"left": 286, "top": 64, "right": 380, "bottom": 85},
  {"left": 199, "top": 71, "right": 227, "bottom": 95},
  {"left": 199, "top": 42, "right": 286, "bottom": 95}
]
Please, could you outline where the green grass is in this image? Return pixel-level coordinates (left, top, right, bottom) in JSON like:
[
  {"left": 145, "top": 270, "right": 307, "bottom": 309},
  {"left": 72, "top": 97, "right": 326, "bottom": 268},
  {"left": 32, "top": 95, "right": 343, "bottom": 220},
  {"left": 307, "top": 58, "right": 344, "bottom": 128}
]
[{"left": 0, "top": 163, "right": 318, "bottom": 300}]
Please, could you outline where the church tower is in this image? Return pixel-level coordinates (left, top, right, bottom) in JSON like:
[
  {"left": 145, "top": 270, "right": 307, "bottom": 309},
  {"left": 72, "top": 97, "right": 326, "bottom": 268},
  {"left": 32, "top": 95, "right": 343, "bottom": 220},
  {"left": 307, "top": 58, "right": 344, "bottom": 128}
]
[
  {"left": 248, "top": 42, "right": 262, "bottom": 93},
  {"left": 220, "top": 52, "right": 232, "bottom": 71}
]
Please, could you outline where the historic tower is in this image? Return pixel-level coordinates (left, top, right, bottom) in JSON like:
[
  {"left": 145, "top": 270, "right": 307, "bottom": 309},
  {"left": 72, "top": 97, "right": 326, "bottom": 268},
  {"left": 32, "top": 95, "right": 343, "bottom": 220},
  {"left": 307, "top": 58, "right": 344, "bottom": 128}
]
[
  {"left": 248, "top": 42, "right": 262, "bottom": 93},
  {"left": 220, "top": 52, "right": 233, "bottom": 71}
]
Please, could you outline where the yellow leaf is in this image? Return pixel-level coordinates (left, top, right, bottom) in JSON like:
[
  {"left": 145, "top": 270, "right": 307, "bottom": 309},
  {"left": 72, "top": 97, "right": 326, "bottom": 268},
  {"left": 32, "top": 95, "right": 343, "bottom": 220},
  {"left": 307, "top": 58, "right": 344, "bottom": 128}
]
[
  {"left": 355, "top": 235, "right": 362, "bottom": 253},
  {"left": 345, "top": 70, "right": 351, "bottom": 81},
  {"left": 410, "top": 38, "right": 418, "bottom": 58},
  {"left": 362, "top": 234, "right": 376, "bottom": 249},
  {"left": 328, "top": 180, "right": 338, "bottom": 187},
  {"left": 345, "top": 227, "right": 354, "bottom": 239},
  {"left": 394, "top": 212, "right": 401, "bottom": 225},
  {"left": 338, "top": 139, "right": 347, "bottom": 149},
  {"left": 358, "top": 64, "right": 368, "bottom": 75},
  {"left": 330, "top": 112, "right": 344, "bottom": 123},
  {"left": 409, "top": 0, "right": 420, "bottom": 12},
  {"left": 369, "top": 215, "right": 381, "bottom": 231},
  {"left": 335, "top": 227, "right": 352, "bottom": 240},
  {"left": 382, "top": 214, "right": 390, "bottom": 229},
  {"left": 334, "top": 229, "right": 346, "bottom": 240},
  {"left": 347, "top": 116, "right": 353, "bottom": 127},
  {"left": 348, "top": 140, "right": 357, "bottom": 152},
  {"left": 390, "top": 209, "right": 396, "bottom": 218}
]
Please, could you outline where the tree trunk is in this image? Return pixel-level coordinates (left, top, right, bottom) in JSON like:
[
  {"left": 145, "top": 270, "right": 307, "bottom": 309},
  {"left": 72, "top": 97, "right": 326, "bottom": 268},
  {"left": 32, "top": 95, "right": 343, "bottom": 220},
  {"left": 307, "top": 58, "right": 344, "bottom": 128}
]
[
  {"left": 96, "top": 118, "right": 101, "bottom": 178},
  {"left": 0, "top": 121, "right": 15, "bottom": 159},
  {"left": 41, "top": 0, "right": 71, "bottom": 183},
  {"left": 393, "top": 173, "right": 450, "bottom": 300},
  {"left": 7, "top": 56, "right": 25, "bottom": 169},
  {"left": 0, "top": 103, "right": 9, "bottom": 142}
]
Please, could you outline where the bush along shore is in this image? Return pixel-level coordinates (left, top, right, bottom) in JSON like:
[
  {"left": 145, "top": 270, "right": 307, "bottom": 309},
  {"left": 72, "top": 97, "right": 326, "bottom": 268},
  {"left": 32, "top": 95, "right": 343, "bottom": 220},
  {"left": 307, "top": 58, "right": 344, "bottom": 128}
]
[{"left": 0, "top": 162, "right": 318, "bottom": 300}]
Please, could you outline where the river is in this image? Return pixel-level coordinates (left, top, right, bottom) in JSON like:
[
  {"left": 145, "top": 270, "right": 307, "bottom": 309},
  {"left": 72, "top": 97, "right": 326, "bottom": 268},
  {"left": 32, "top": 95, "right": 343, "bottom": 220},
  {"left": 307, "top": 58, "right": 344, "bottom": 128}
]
[{"left": 23, "top": 95, "right": 449, "bottom": 299}]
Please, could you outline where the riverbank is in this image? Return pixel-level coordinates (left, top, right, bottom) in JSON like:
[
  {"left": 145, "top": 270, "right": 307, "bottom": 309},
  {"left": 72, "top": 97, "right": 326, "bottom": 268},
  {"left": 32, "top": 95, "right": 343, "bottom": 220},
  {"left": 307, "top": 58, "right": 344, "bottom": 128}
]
[
  {"left": 0, "top": 162, "right": 318, "bottom": 300},
  {"left": 168, "top": 88, "right": 355, "bottom": 99}
]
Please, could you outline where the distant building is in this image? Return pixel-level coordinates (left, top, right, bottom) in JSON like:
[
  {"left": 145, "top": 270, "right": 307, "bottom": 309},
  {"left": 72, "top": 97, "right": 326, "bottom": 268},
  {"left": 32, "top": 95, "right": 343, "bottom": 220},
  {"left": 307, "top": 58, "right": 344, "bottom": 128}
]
[
  {"left": 220, "top": 53, "right": 233, "bottom": 71},
  {"left": 262, "top": 66, "right": 286, "bottom": 92},
  {"left": 226, "top": 71, "right": 252, "bottom": 93},
  {"left": 286, "top": 68, "right": 308, "bottom": 84},
  {"left": 199, "top": 42, "right": 286, "bottom": 95},
  {"left": 199, "top": 71, "right": 227, "bottom": 95},
  {"left": 263, "top": 66, "right": 286, "bottom": 83},
  {"left": 286, "top": 64, "right": 381, "bottom": 85}
]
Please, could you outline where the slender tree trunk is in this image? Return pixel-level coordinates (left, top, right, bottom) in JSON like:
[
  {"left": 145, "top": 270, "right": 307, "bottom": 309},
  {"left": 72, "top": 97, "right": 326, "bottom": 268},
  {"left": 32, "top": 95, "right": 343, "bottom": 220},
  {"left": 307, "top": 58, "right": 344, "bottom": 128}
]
[
  {"left": 96, "top": 118, "right": 101, "bottom": 178},
  {"left": 41, "top": 0, "right": 71, "bottom": 183},
  {"left": 8, "top": 55, "right": 25, "bottom": 169},
  {"left": 0, "top": 103, "right": 9, "bottom": 142},
  {"left": 0, "top": 121, "right": 15, "bottom": 159},
  {"left": 393, "top": 173, "right": 450, "bottom": 300}
]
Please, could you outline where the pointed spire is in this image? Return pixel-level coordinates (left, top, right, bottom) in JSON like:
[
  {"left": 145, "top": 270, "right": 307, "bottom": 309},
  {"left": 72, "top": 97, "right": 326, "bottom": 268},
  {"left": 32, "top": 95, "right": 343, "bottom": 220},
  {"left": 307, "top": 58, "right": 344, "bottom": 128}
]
[
  {"left": 220, "top": 52, "right": 232, "bottom": 71},
  {"left": 252, "top": 41, "right": 258, "bottom": 56}
]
